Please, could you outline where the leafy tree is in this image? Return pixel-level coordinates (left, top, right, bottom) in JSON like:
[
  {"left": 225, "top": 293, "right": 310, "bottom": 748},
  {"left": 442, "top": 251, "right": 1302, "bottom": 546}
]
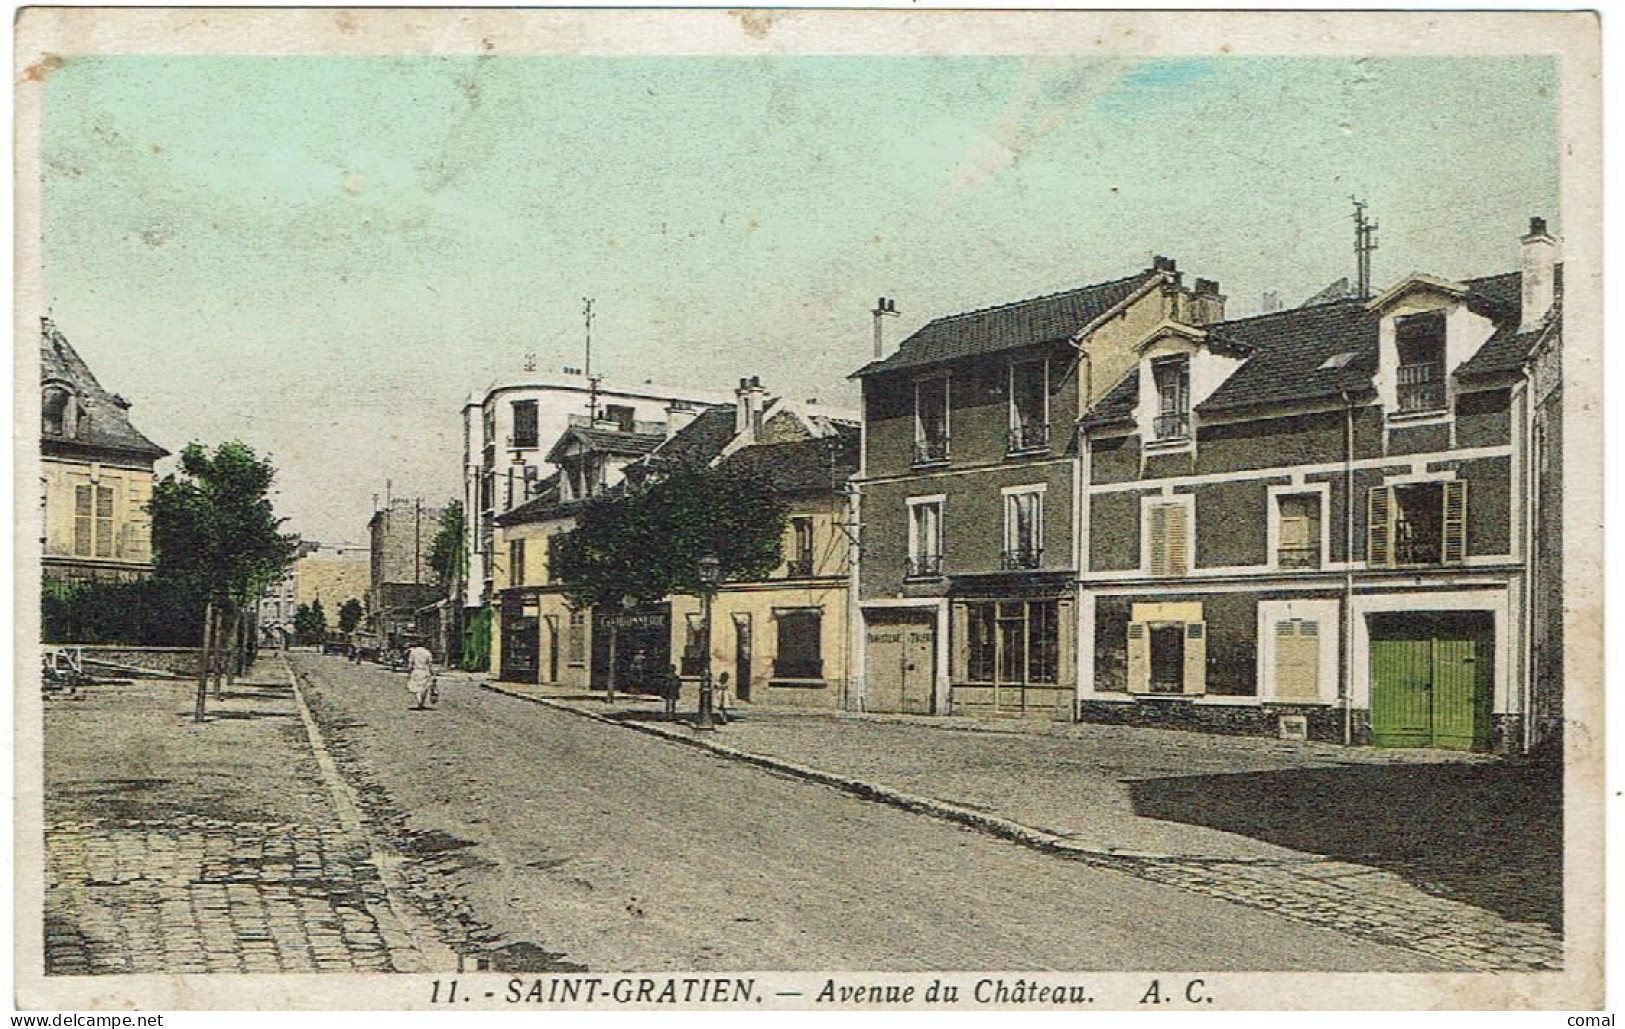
[
  {"left": 293, "top": 600, "right": 327, "bottom": 645},
  {"left": 149, "top": 441, "right": 298, "bottom": 721},
  {"left": 553, "top": 465, "right": 788, "bottom": 608},
  {"left": 338, "top": 597, "right": 364, "bottom": 634},
  {"left": 428, "top": 500, "right": 466, "bottom": 589}
]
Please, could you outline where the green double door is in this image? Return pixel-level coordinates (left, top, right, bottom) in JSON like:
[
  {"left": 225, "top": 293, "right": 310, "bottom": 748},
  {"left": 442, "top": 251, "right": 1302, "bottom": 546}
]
[{"left": 1368, "top": 613, "right": 1493, "bottom": 751}]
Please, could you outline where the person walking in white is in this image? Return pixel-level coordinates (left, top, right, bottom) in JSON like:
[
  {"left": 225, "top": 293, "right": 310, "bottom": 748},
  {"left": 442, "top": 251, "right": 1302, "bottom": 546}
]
[{"left": 405, "top": 643, "right": 437, "bottom": 710}]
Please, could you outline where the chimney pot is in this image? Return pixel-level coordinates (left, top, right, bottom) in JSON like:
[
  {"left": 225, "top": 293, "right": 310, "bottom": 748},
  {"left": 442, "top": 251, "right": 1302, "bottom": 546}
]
[{"left": 1519, "top": 216, "right": 1559, "bottom": 332}]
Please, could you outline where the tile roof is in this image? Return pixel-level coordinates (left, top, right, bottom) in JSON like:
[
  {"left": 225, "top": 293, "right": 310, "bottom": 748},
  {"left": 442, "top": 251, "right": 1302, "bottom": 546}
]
[
  {"left": 1081, "top": 266, "right": 1559, "bottom": 429},
  {"left": 39, "top": 318, "right": 168, "bottom": 461},
  {"left": 715, "top": 426, "right": 859, "bottom": 495},
  {"left": 1455, "top": 267, "right": 1561, "bottom": 381},
  {"left": 544, "top": 422, "right": 666, "bottom": 464},
  {"left": 851, "top": 270, "right": 1159, "bottom": 378},
  {"left": 494, "top": 472, "right": 591, "bottom": 527},
  {"left": 637, "top": 405, "right": 737, "bottom": 469},
  {"left": 1195, "top": 299, "right": 1379, "bottom": 415}
]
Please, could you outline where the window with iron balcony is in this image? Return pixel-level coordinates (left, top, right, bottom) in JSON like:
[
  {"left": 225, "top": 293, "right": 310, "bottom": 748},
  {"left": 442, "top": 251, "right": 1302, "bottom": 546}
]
[
  {"left": 786, "top": 517, "right": 815, "bottom": 577},
  {"left": 1007, "top": 359, "right": 1050, "bottom": 455},
  {"left": 914, "top": 376, "right": 950, "bottom": 466},
  {"left": 906, "top": 498, "right": 944, "bottom": 578},
  {"left": 1394, "top": 311, "right": 1448, "bottom": 415},
  {"left": 1003, "top": 488, "right": 1043, "bottom": 570},
  {"left": 1151, "top": 355, "right": 1191, "bottom": 442}
]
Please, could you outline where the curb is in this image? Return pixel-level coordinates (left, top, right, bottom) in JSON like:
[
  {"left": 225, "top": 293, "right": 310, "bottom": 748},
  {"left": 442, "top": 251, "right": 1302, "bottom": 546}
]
[
  {"left": 284, "top": 654, "right": 459, "bottom": 973},
  {"left": 476, "top": 679, "right": 1200, "bottom": 866}
]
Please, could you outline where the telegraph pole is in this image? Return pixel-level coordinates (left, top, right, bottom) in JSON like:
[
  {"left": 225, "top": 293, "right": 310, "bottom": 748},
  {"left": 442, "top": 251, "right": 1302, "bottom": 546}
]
[{"left": 1352, "top": 199, "right": 1379, "bottom": 300}]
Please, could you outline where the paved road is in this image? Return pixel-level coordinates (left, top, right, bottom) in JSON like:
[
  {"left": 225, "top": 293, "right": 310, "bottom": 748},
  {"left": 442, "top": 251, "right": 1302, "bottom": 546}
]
[{"left": 291, "top": 653, "right": 1448, "bottom": 973}]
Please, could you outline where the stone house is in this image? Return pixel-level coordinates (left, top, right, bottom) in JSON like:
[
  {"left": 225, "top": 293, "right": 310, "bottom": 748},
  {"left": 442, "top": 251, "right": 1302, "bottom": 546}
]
[
  {"left": 1075, "top": 218, "right": 1563, "bottom": 752},
  {"left": 491, "top": 377, "right": 860, "bottom": 708},
  {"left": 39, "top": 317, "right": 169, "bottom": 584},
  {"left": 849, "top": 261, "right": 1217, "bottom": 718}
]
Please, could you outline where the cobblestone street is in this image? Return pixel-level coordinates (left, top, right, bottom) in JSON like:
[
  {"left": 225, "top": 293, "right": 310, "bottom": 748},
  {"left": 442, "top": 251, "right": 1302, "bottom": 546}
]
[
  {"left": 42, "top": 660, "right": 444, "bottom": 976},
  {"left": 489, "top": 683, "right": 1563, "bottom": 972},
  {"left": 46, "top": 818, "right": 394, "bottom": 974}
]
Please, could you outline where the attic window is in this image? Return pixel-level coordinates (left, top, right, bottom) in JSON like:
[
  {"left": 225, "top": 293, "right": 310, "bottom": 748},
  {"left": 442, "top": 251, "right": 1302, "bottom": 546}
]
[
  {"left": 1395, "top": 311, "right": 1447, "bottom": 414},
  {"left": 42, "top": 385, "right": 78, "bottom": 438},
  {"left": 1319, "top": 351, "right": 1357, "bottom": 371}
]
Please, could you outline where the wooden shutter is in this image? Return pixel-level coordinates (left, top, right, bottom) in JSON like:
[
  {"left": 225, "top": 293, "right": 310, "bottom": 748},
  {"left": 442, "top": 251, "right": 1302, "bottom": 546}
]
[
  {"left": 1166, "top": 505, "right": 1188, "bottom": 577},
  {"left": 1275, "top": 619, "right": 1321, "bottom": 702},
  {"left": 1182, "top": 621, "right": 1206, "bottom": 694},
  {"left": 1148, "top": 505, "right": 1168, "bottom": 576},
  {"left": 1367, "top": 486, "right": 1391, "bottom": 566},
  {"left": 1126, "top": 622, "right": 1150, "bottom": 693},
  {"left": 1442, "top": 481, "right": 1467, "bottom": 563},
  {"left": 73, "top": 484, "right": 92, "bottom": 557}
]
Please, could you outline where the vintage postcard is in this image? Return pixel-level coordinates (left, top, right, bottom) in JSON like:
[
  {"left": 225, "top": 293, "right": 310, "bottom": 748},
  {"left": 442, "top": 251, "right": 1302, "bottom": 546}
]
[{"left": 12, "top": 6, "right": 1603, "bottom": 1013}]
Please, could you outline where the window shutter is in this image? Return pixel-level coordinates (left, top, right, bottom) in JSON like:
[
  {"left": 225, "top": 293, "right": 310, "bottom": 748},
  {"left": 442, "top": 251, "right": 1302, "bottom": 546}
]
[
  {"left": 1182, "top": 621, "right": 1206, "bottom": 694},
  {"left": 1148, "top": 505, "right": 1169, "bottom": 576},
  {"left": 1442, "top": 481, "right": 1467, "bottom": 563},
  {"left": 1367, "top": 486, "right": 1391, "bottom": 566},
  {"left": 1274, "top": 619, "right": 1321, "bottom": 702},
  {"left": 95, "top": 486, "right": 114, "bottom": 558},
  {"left": 74, "top": 484, "right": 92, "bottom": 557},
  {"left": 1126, "top": 622, "right": 1150, "bottom": 694},
  {"left": 1166, "top": 504, "right": 1188, "bottom": 577}
]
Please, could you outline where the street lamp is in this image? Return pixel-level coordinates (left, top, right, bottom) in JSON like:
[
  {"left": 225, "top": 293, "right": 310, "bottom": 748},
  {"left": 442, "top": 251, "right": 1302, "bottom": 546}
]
[{"left": 694, "top": 553, "right": 721, "bottom": 731}]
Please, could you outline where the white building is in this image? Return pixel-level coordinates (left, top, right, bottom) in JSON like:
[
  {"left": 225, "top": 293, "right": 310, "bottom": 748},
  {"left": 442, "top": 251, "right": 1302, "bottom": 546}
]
[{"left": 461, "top": 372, "right": 732, "bottom": 611}]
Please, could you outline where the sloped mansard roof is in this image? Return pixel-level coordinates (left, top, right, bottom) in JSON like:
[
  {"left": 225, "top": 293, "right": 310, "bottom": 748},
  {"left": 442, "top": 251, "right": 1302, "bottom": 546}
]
[{"left": 40, "top": 317, "right": 168, "bottom": 462}]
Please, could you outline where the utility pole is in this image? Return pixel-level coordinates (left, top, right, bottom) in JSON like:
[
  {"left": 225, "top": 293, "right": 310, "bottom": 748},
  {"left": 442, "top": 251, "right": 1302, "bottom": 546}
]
[
  {"left": 1352, "top": 198, "right": 1379, "bottom": 300},
  {"left": 583, "top": 297, "right": 601, "bottom": 423}
]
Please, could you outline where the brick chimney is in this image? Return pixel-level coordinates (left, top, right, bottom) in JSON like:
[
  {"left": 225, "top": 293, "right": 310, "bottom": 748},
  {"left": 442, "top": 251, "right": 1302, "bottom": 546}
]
[
  {"left": 1520, "top": 216, "right": 1559, "bottom": 333},
  {"left": 735, "top": 376, "right": 766, "bottom": 438},
  {"left": 1186, "top": 278, "right": 1227, "bottom": 326},
  {"left": 664, "top": 400, "right": 698, "bottom": 439},
  {"left": 872, "top": 297, "right": 899, "bottom": 359}
]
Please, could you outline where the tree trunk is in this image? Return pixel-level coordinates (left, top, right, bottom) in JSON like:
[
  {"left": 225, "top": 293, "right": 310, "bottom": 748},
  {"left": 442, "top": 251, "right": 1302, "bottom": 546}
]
[
  {"left": 194, "top": 598, "right": 215, "bottom": 723},
  {"left": 211, "top": 604, "right": 227, "bottom": 700},
  {"left": 607, "top": 618, "right": 618, "bottom": 704},
  {"left": 223, "top": 605, "right": 242, "bottom": 698}
]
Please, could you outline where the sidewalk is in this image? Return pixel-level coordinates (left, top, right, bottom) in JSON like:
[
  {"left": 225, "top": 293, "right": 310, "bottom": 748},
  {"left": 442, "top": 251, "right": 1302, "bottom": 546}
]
[
  {"left": 43, "top": 657, "right": 447, "bottom": 975},
  {"left": 481, "top": 680, "right": 1563, "bottom": 973}
]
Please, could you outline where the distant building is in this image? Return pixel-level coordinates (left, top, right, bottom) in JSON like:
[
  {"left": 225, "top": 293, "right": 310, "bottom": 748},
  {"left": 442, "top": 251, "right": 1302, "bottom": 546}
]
[
  {"left": 296, "top": 543, "right": 369, "bottom": 626},
  {"left": 460, "top": 372, "right": 732, "bottom": 614},
  {"left": 39, "top": 317, "right": 169, "bottom": 584},
  {"left": 369, "top": 498, "right": 445, "bottom": 648},
  {"left": 492, "top": 376, "right": 861, "bottom": 708}
]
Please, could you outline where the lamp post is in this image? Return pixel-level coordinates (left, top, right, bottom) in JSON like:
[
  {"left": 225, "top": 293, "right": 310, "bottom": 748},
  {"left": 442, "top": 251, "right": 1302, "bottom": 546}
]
[{"left": 694, "top": 553, "right": 721, "bottom": 731}]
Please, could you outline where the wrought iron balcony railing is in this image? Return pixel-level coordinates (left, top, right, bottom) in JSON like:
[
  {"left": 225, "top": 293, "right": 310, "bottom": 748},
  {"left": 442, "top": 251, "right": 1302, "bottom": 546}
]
[
  {"left": 905, "top": 553, "right": 944, "bottom": 578},
  {"left": 1397, "top": 361, "right": 1446, "bottom": 414},
  {"left": 914, "top": 436, "right": 950, "bottom": 465},
  {"left": 1001, "top": 545, "right": 1043, "bottom": 571},
  {"left": 1153, "top": 412, "right": 1190, "bottom": 441},
  {"left": 1007, "top": 422, "right": 1051, "bottom": 454},
  {"left": 1276, "top": 545, "right": 1321, "bottom": 570},
  {"left": 785, "top": 557, "right": 815, "bottom": 578}
]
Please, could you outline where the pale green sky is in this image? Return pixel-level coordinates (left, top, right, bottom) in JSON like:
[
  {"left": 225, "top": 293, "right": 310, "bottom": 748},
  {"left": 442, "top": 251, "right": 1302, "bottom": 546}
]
[{"left": 42, "top": 56, "right": 1559, "bottom": 542}]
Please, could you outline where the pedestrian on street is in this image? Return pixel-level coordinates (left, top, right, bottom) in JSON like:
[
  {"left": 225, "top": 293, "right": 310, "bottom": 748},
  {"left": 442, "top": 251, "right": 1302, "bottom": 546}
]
[
  {"left": 714, "top": 670, "right": 733, "bottom": 725},
  {"left": 661, "top": 663, "right": 681, "bottom": 721},
  {"left": 405, "top": 642, "right": 437, "bottom": 710}
]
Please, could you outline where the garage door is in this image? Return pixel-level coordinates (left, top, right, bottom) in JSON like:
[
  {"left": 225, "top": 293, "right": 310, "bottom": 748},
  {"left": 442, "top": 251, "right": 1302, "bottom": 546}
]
[{"left": 1368, "top": 612, "right": 1493, "bottom": 751}]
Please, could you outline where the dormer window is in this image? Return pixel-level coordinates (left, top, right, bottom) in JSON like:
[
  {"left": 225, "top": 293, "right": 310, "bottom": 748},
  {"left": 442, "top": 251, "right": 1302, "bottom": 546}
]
[
  {"left": 914, "top": 376, "right": 950, "bottom": 465},
  {"left": 1395, "top": 311, "right": 1447, "bottom": 414},
  {"left": 1152, "top": 355, "right": 1190, "bottom": 441},
  {"left": 42, "top": 384, "right": 78, "bottom": 438}
]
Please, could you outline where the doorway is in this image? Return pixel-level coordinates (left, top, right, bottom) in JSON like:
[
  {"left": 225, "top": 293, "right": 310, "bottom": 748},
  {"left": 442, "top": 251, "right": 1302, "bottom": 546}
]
[{"left": 733, "top": 613, "right": 752, "bottom": 701}]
